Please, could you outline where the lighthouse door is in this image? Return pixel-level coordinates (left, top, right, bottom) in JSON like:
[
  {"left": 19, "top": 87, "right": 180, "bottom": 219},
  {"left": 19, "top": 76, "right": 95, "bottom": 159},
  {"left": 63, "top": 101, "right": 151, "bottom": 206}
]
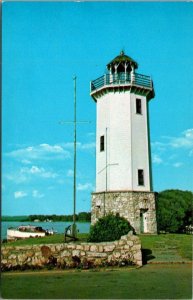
[{"left": 140, "top": 209, "right": 148, "bottom": 233}]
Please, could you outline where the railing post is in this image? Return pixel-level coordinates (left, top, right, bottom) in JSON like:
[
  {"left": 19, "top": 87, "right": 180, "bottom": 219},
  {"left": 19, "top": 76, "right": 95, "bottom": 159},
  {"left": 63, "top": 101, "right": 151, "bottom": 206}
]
[
  {"left": 131, "top": 65, "right": 135, "bottom": 84},
  {"left": 124, "top": 62, "right": 128, "bottom": 82},
  {"left": 150, "top": 77, "right": 153, "bottom": 89},
  {"left": 109, "top": 73, "right": 112, "bottom": 83}
]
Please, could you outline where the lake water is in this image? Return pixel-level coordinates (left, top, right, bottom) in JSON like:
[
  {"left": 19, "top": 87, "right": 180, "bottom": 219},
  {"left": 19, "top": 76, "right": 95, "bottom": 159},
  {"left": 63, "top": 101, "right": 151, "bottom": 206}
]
[{"left": 1, "top": 221, "right": 91, "bottom": 240}]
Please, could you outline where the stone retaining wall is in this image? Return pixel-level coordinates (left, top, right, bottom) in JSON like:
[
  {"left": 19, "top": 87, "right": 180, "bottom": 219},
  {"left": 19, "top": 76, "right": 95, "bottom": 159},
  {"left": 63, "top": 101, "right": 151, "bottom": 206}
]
[{"left": 1, "top": 232, "right": 142, "bottom": 270}]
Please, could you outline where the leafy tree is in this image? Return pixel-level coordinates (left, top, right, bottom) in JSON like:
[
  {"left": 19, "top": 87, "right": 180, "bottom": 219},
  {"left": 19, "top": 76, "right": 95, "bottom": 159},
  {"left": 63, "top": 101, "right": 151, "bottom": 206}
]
[
  {"left": 78, "top": 212, "right": 91, "bottom": 222},
  {"left": 157, "top": 189, "right": 193, "bottom": 233},
  {"left": 88, "top": 213, "right": 133, "bottom": 242}
]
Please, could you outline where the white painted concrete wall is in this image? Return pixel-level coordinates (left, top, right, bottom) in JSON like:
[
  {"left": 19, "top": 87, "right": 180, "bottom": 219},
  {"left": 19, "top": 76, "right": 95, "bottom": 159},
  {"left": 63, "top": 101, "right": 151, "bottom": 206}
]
[
  {"left": 130, "top": 93, "right": 151, "bottom": 191},
  {"left": 96, "top": 90, "right": 151, "bottom": 192}
]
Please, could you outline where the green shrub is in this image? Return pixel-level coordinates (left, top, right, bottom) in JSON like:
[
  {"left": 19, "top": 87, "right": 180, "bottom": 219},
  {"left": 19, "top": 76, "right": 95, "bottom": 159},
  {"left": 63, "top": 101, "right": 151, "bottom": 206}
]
[{"left": 88, "top": 213, "right": 133, "bottom": 242}]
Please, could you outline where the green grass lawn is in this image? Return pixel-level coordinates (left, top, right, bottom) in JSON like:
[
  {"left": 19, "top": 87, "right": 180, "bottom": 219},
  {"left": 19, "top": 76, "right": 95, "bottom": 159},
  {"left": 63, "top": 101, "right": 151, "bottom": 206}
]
[
  {"left": 1, "top": 264, "right": 192, "bottom": 299},
  {"left": 2, "top": 234, "right": 192, "bottom": 299},
  {"left": 139, "top": 234, "right": 192, "bottom": 263},
  {"left": 3, "top": 233, "right": 88, "bottom": 246}
]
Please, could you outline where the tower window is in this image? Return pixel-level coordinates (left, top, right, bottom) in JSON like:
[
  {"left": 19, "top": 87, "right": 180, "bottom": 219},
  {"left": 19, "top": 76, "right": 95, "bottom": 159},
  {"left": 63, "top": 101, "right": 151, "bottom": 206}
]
[
  {"left": 138, "top": 169, "right": 144, "bottom": 186},
  {"left": 100, "top": 135, "right": 105, "bottom": 152},
  {"left": 136, "top": 98, "right": 142, "bottom": 114}
]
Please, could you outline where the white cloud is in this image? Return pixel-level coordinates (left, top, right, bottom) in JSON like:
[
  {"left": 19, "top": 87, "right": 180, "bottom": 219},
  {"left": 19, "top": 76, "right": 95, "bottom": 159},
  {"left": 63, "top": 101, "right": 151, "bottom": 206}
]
[
  {"left": 67, "top": 169, "right": 74, "bottom": 177},
  {"left": 151, "top": 141, "right": 166, "bottom": 152},
  {"left": 77, "top": 182, "right": 94, "bottom": 191},
  {"left": 189, "top": 150, "right": 193, "bottom": 157},
  {"left": 21, "top": 159, "right": 32, "bottom": 165},
  {"left": 39, "top": 143, "right": 64, "bottom": 153},
  {"left": 152, "top": 129, "right": 193, "bottom": 151},
  {"left": 61, "top": 142, "right": 74, "bottom": 149},
  {"left": 14, "top": 190, "right": 44, "bottom": 199},
  {"left": 151, "top": 128, "right": 193, "bottom": 168},
  {"left": 5, "top": 141, "right": 95, "bottom": 163},
  {"left": 5, "top": 165, "right": 58, "bottom": 184},
  {"left": 61, "top": 142, "right": 96, "bottom": 151},
  {"left": 78, "top": 142, "right": 96, "bottom": 150},
  {"left": 5, "top": 143, "right": 70, "bottom": 161},
  {"left": 173, "top": 162, "right": 183, "bottom": 168},
  {"left": 152, "top": 154, "right": 163, "bottom": 165},
  {"left": 22, "top": 166, "right": 42, "bottom": 174},
  {"left": 21, "top": 165, "right": 58, "bottom": 179},
  {"left": 6, "top": 173, "right": 27, "bottom": 184},
  {"left": 14, "top": 191, "right": 28, "bottom": 199},
  {"left": 169, "top": 129, "right": 193, "bottom": 149},
  {"left": 32, "top": 190, "right": 45, "bottom": 198}
]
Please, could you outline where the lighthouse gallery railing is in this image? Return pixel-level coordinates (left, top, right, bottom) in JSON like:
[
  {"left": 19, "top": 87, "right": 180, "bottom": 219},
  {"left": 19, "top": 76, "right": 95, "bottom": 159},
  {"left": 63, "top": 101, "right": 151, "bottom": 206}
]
[{"left": 90, "top": 72, "right": 153, "bottom": 92}]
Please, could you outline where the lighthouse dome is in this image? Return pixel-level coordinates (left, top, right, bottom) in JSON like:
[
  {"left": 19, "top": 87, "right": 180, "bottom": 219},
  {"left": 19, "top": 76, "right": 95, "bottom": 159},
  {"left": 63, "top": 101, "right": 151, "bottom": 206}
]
[{"left": 107, "top": 50, "right": 138, "bottom": 74}]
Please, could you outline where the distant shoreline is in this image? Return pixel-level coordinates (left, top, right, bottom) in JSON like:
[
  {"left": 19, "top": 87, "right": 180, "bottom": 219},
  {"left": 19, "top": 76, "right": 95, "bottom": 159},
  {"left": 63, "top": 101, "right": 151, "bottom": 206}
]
[
  {"left": 2, "top": 216, "right": 30, "bottom": 222},
  {"left": 2, "top": 212, "right": 91, "bottom": 223}
]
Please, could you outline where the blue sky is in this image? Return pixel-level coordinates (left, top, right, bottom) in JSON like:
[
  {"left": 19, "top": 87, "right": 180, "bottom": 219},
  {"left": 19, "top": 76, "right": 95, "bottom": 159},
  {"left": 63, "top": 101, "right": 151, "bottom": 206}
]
[{"left": 2, "top": 2, "right": 193, "bottom": 216}]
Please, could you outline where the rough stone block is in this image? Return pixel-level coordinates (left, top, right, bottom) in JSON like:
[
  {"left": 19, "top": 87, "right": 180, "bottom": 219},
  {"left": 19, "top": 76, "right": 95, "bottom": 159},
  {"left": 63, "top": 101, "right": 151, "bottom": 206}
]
[
  {"left": 72, "top": 250, "right": 80, "bottom": 257},
  {"left": 41, "top": 246, "right": 51, "bottom": 258},
  {"left": 133, "top": 252, "right": 142, "bottom": 261},
  {"left": 98, "top": 245, "right": 104, "bottom": 252},
  {"left": 67, "top": 244, "right": 76, "bottom": 249},
  {"left": 136, "top": 260, "right": 142, "bottom": 266},
  {"left": 27, "top": 257, "right": 32, "bottom": 263},
  {"left": 113, "top": 241, "right": 119, "bottom": 246},
  {"left": 61, "top": 250, "right": 71, "bottom": 257},
  {"left": 12, "top": 260, "right": 17, "bottom": 266},
  {"left": 76, "top": 245, "right": 84, "bottom": 250},
  {"left": 93, "top": 258, "right": 104, "bottom": 266},
  {"left": 55, "top": 244, "right": 64, "bottom": 251},
  {"left": 120, "top": 235, "right": 128, "bottom": 241},
  {"left": 113, "top": 251, "right": 121, "bottom": 258},
  {"left": 9, "top": 254, "right": 17, "bottom": 260},
  {"left": 118, "top": 240, "right": 126, "bottom": 246},
  {"left": 2, "top": 259, "right": 8, "bottom": 264},
  {"left": 132, "top": 244, "right": 141, "bottom": 251},
  {"left": 83, "top": 245, "right": 90, "bottom": 251},
  {"left": 18, "top": 254, "right": 27, "bottom": 263},
  {"left": 124, "top": 245, "right": 131, "bottom": 250},
  {"left": 87, "top": 252, "right": 107, "bottom": 258},
  {"left": 103, "top": 245, "right": 115, "bottom": 252},
  {"left": 129, "top": 235, "right": 139, "bottom": 241},
  {"left": 127, "top": 240, "right": 134, "bottom": 247},
  {"left": 90, "top": 245, "right": 98, "bottom": 252},
  {"left": 35, "top": 252, "right": 41, "bottom": 257},
  {"left": 40, "top": 257, "right": 47, "bottom": 264},
  {"left": 26, "top": 251, "right": 34, "bottom": 258},
  {"left": 2, "top": 250, "right": 9, "bottom": 256}
]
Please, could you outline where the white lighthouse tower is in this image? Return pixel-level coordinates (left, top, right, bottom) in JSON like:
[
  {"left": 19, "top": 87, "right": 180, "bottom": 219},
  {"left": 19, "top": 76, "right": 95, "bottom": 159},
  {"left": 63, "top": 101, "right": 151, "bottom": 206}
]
[{"left": 90, "top": 51, "right": 157, "bottom": 234}]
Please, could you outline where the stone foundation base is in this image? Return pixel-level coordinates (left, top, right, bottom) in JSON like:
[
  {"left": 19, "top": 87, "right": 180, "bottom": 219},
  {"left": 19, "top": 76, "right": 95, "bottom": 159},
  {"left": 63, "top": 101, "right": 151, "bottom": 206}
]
[{"left": 91, "top": 191, "right": 157, "bottom": 234}]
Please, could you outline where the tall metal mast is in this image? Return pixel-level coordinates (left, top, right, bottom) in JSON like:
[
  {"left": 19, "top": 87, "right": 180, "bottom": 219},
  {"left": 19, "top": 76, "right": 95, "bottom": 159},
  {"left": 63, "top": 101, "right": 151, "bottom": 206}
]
[
  {"left": 72, "top": 76, "right": 77, "bottom": 236},
  {"left": 60, "top": 77, "right": 90, "bottom": 240}
]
